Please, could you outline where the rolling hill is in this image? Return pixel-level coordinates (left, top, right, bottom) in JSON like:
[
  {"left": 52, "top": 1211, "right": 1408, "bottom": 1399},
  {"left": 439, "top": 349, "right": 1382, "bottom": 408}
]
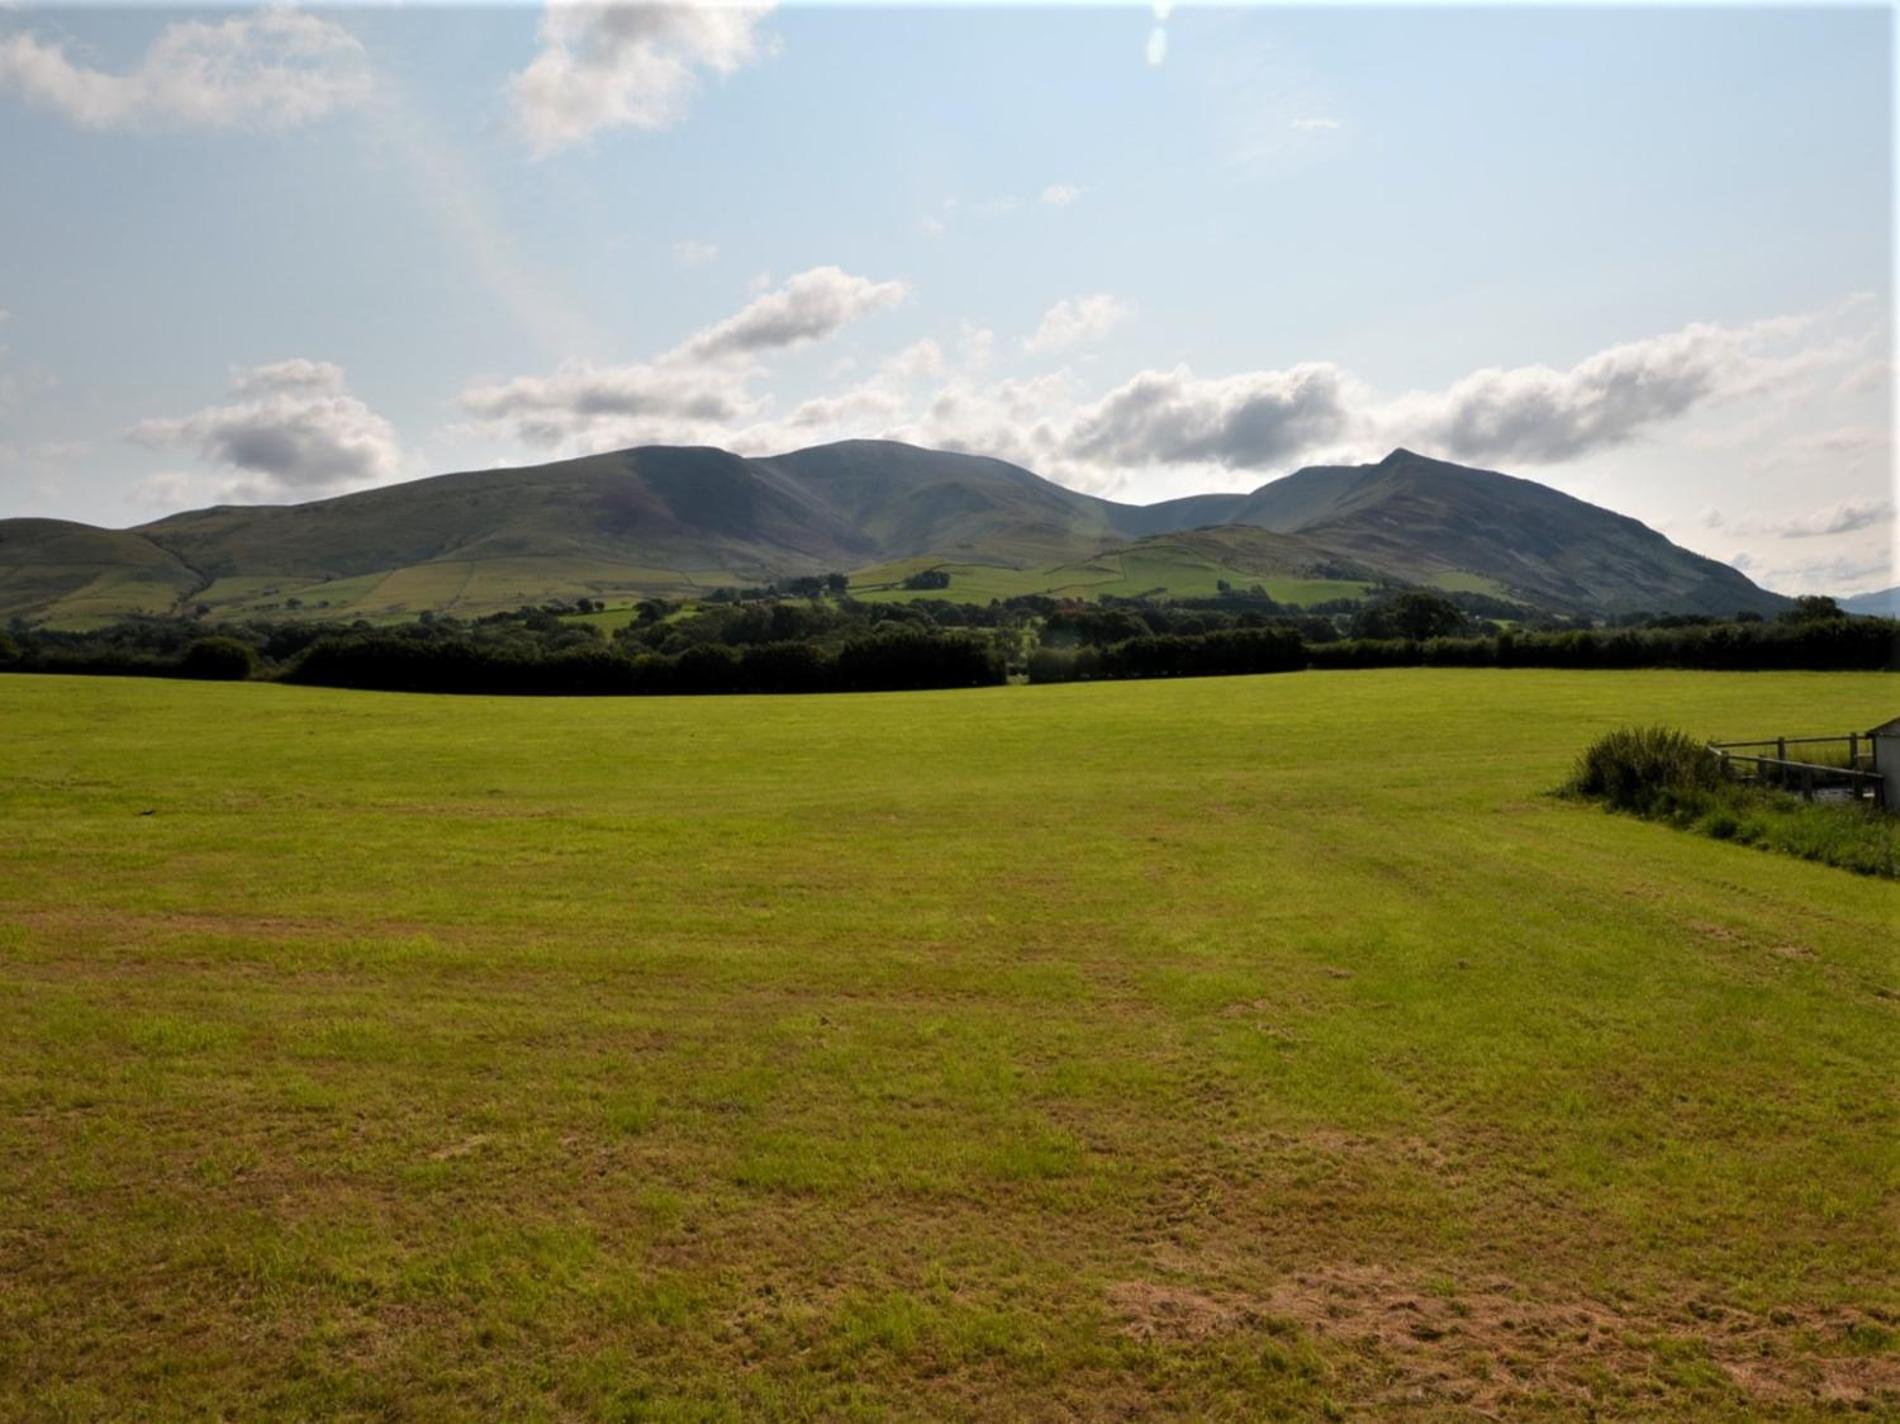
[
  {"left": 1841, "top": 585, "right": 1899, "bottom": 617},
  {"left": 0, "top": 439, "right": 1789, "bottom": 623},
  {"left": 1197, "top": 448, "right": 1780, "bottom": 616}
]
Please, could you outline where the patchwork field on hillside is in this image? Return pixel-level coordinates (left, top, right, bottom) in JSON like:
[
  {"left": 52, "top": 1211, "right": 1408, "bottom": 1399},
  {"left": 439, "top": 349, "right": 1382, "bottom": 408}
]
[{"left": 1, "top": 670, "right": 1895, "bottom": 1420}]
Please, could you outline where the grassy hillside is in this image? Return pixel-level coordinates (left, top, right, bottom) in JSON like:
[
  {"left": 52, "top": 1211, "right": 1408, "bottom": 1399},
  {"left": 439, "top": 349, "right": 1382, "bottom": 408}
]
[
  {"left": 763, "top": 440, "right": 1127, "bottom": 565},
  {"left": 850, "top": 525, "right": 1375, "bottom": 605},
  {"left": 0, "top": 519, "right": 203, "bottom": 627},
  {"left": 2, "top": 670, "right": 1894, "bottom": 1420},
  {"left": 0, "top": 441, "right": 1789, "bottom": 624},
  {"left": 1231, "top": 449, "right": 1782, "bottom": 616}
]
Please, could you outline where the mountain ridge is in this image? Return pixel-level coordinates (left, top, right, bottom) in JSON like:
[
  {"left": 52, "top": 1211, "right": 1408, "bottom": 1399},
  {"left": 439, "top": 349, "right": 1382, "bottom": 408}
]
[{"left": 0, "top": 439, "right": 1789, "bottom": 624}]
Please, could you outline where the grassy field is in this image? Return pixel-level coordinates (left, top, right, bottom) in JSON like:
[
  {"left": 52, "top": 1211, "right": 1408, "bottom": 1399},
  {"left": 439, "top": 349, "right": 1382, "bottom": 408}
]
[
  {"left": 1, "top": 670, "right": 1895, "bottom": 1421},
  {"left": 847, "top": 549, "right": 1372, "bottom": 607}
]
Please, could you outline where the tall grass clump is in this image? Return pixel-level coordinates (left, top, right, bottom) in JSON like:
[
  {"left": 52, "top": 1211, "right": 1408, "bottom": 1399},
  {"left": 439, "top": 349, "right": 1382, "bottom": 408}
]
[
  {"left": 1567, "top": 726, "right": 1725, "bottom": 815},
  {"left": 1567, "top": 725, "right": 1898, "bottom": 877}
]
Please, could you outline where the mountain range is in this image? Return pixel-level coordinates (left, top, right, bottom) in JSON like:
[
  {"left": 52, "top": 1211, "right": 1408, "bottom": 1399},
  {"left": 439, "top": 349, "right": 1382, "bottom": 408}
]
[
  {"left": 1840, "top": 586, "right": 1900, "bottom": 617},
  {"left": 0, "top": 441, "right": 1788, "bottom": 625}
]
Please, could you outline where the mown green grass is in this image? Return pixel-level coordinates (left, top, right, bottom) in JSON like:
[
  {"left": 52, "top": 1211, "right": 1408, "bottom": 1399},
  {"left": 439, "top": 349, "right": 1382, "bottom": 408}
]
[{"left": 1, "top": 670, "right": 1896, "bottom": 1421}]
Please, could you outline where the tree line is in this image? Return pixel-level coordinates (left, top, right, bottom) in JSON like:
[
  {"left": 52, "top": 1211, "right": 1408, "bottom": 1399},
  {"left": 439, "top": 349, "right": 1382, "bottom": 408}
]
[
  {"left": 3, "top": 591, "right": 1891, "bottom": 694},
  {"left": 1029, "top": 609, "right": 1898, "bottom": 681},
  {"left": 286, "top": 625, "right": 1006, "bottom": 695},
  {"left": 0, "top": 612, "right": 1010, "bottom": 696}
]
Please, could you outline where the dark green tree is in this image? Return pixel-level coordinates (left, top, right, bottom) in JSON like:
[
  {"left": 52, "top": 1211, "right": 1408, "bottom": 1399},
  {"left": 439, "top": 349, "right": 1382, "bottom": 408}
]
[
  {"left": 179, "top": 637, "right": 258, "bottom": 681},
  {"left": 1351, "top": 591, "right": 1472, "bottom": 641}
]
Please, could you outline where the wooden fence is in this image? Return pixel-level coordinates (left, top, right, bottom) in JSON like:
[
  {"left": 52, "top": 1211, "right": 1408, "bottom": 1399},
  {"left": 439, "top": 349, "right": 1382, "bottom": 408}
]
[{"left": 1707, "top": 733, "right": 1886, "bottom": 808}]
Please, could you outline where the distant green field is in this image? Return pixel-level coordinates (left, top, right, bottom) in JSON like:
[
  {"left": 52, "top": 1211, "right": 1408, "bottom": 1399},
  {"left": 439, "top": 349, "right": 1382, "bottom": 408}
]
[
  {"left": 1, "top": 670, "right": 1895, "bottom": 1420},
  {"left": 172, "top": 560, "right": 739, "bottom": 625},
  {"left": 850, "top": 551, "right": 1372, "bottom": 607}
]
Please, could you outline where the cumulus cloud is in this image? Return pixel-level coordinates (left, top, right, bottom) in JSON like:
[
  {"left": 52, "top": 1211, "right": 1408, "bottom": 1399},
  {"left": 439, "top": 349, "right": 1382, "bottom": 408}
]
[
  {"left": 1066, "top": 362, "right": 1357, "bottom": 471},
  {"left": 130, "top": 470, "right": 211, "bottom": 511},
  {"left": 458, "top": 265, "right": 906, "bottom": 452},
  {"left": 130, "top": 360, "right": 400, "bottom": 498},
  {"left": 448, "top": 290, "right": 1877, "bottom": 513},
  {"left": 1705, "top": 497, "right": 1895, "bottom": 540},
  {"left": 1039, "top": 183, "right": 1082, "bottom": 207},
  {"left": 1777, "top": 498, "right": 1894, "bottom": 538},
  {"left": 1024, "top": 293, "right": 1130, "bottom": 355},
  {"left": 1741, "top": 550, "right": 1895, "bottom": 597},
  {"left": 1034, "top": 308, "right": 1865, "bottom": 478},
  {"left": 881, "top": 339, "right": 945, "bottom": 381},
  {"left": 677, "top": 265, "right": 907, "bottom": 362},
  {"left": 459, "top": 358, "right": 758, "bottom": 449},
  {"left": 1387, "top": 320, "right": 1784, "bottom": 466},
  {"left": 0, "top": 9, "right": 371, "bottom": 130},
  {"left": 510, "top": 0, "right": 773, "bottom": 157}
]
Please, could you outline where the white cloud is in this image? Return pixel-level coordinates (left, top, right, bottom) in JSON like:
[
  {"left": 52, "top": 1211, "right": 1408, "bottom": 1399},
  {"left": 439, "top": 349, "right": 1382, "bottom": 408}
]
[
  {"left": 130, "top": 360, "right": 401, "bottom": 498},
  {"left": 1291, "top": 116, "right": 1340, "bottom": 132},
  {"left": 510, "top": 0, "right": 774, "bottom": 157},
  {"left": 678, "top": 265, "right": 907, "bottom": 362},
  {"left": 447, "top": 292, "right": 1882, "bottom": 530},
  {"left": 459, "top": 358, "right": 758, "bottom": 449},
  {"left": 1147, "top": 0, "right": 1172, "bottom": 65},
  {"left": 1704, "top": 497, "right": 1895, "bottom": 541},
  {"left": 774, "top": 385, "right": 907, "bottom": 435},
  {"left": 0, "top": 9, "right": 371, "bottom": 131},
  {"left": 882, "top": 339, "right": 945, "bottom": 381},
  {"left": 1387, "top": 317, "right": 1803, "bottom": 466},
  {"left": 1741, "top": 550, "right": 1894, "bottom": 598},
  {"left": 1039, "top": 183, "right": 1082, "bottom": 207},
  {"left": 1781, "top": 423, "right": 1890, "bottom": 459},
  {"left": 1033, "top": 308, "right": 1868, "bottom": 479},
  {"left": 130, "top": 470, "right": 211, "bottom": 511},
  {"left": 1775, "top": 498, "right": 1894, "bottom": 538},
  {"left": 458, "top": 265, "right": 906, "bottom": 452},
  {"left": 1067, "top": 362, "right": 1358, "bottom": 471},
  {"left": 1024, "top": 293, "right": 1130, "bottom": 355},
  {"left": 673, "top": 239, "right": 719, "bottom": 265}
]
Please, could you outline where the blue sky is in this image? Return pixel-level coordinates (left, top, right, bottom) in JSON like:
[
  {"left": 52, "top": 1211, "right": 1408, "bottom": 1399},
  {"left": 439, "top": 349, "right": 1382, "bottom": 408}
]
[{"left": 0, "top": 2, "right": 1892, "bottom": 593}]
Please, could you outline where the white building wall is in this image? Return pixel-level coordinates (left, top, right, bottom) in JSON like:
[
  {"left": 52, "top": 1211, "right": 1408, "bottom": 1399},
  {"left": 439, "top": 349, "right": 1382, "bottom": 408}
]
[{"left": 1876, "top": 732, "right": 1900, "bottom": 811}]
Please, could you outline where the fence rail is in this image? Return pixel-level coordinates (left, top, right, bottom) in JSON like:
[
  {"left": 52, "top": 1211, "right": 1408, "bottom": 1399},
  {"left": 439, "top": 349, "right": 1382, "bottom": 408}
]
[{"left": 1708, "top": 732, "right": 1886, "bottom": 809}]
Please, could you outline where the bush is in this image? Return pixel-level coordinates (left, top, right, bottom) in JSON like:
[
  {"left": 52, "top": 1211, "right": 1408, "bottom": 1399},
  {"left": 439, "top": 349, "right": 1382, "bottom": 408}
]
[
  {"left": 834, "top": 628, "right": 1005, "bottom": 692},
  {"left": 178, "top": 637, "right": 257, "bottom": 681},
  {"left": 1350, "top": 590, "right": 1473, "bottom": 641},
  {"left": 1565, "top": 725, "right": 1898, "bottom": 879},
  {"left": 1567, "top": 726, "right": 1724, "bottom": 814},
  {"left": 1026, "top": 627, "right": 1302, "bottom": 683}
]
